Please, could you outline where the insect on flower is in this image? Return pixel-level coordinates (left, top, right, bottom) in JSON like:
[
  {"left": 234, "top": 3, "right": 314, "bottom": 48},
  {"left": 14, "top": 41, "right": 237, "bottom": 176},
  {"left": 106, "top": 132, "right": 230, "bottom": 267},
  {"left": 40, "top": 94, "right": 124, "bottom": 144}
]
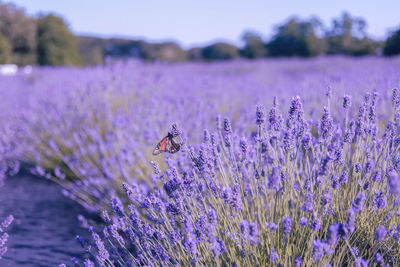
[{"left": 152, "top": 132, "right": 181, "bottom": 155}]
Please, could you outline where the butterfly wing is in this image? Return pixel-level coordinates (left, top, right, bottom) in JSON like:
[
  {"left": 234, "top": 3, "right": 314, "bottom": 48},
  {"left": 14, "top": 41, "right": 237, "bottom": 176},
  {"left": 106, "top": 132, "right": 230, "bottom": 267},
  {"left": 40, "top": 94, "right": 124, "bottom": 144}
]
[
  {"left": 167, "top": 137, "right": 181, "bottom": 153},
  {"left": 152, "top": 135, "right": 169, "bottom": 155},
  {"left": 153, "top": 134, "right": 181, "bottom": 155}
]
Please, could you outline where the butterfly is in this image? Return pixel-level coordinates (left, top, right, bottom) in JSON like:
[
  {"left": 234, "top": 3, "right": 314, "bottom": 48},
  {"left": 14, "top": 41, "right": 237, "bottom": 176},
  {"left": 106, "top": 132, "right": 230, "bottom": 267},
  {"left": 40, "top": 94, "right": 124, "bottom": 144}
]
[{"left": 152, "top": 132, "right": 181, "bottom": 155}]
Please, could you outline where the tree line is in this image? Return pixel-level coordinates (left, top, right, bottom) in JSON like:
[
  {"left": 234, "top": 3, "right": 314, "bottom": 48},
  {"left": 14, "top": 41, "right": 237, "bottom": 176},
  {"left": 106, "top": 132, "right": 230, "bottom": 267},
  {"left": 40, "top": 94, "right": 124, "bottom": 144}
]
[
  {"left": 1, "top": 2, "right": 400, "bottom": 66},
  {"left": 0, "top": 3, "right": 81, "bottom": 65}
]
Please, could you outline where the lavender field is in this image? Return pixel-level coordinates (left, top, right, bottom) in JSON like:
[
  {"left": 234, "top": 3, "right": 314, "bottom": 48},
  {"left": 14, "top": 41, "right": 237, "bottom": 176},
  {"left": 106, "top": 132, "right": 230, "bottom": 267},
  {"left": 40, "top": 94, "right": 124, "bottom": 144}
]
[{"left": 1, "top": 56, "right": 400, "bottom": 266}]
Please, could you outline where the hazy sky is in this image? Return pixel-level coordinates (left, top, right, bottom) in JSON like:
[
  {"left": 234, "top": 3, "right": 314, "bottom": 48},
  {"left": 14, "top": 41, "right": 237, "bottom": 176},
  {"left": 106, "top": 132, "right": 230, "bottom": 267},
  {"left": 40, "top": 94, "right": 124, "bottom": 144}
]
[{"left": 9, "top": 0, "right": 400, "bottom": 48}]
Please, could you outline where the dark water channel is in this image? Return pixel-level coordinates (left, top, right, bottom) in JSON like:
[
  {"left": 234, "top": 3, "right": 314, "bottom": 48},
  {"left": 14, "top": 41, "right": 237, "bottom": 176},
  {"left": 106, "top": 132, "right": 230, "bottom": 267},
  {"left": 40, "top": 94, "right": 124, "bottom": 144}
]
[{"left": 0, "top": 175, "right": 94, "bottom": 266}]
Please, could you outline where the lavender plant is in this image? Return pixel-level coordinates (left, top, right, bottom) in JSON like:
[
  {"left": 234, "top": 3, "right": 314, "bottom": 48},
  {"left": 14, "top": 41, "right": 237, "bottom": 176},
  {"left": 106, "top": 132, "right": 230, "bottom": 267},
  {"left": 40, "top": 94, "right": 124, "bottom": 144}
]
[
  {"left": 79, "top": 90, "right": 400, "bottom": 266},
  {"left": 0, "top": 215, "right": 14, "bottom": 259},
  {"left": 1, "top": 57, "right": 400, "bottom": 265},
  {"left": 4, "top": 57, "right": 398, "bottom": 214},
  {"left": 0, "top": 121, "right": 18, "bottom": 260}
]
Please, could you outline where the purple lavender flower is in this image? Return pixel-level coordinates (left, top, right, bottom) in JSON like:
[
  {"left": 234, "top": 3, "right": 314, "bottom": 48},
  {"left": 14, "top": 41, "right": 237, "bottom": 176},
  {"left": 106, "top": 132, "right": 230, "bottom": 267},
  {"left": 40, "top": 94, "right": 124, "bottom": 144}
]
[
  {"left": 301, "top": 132, "right": 312, "bottom": 150},
  {"left": 343, "top": 95, "right": 352, "bottom": 109},
  {"left": 0, "top": 247, "right": 7, "bottom": 259},
  {"left": 268, "top": 167, "right": 281, "bottom": 190},
  {"left": 35, "top": 165, "right": 46, "bottom": 176},
  {"left": 339, "top": 169, "right": 349, "bottom": 184},
  {"left": 183, "top": 235, "right": 197, "bottom": 257},
  {"left": 351, "top": 192, "right": 365, "bottom": 213},
  {"left": 320, "top": 107, "right": 333, "bottom": 139},
  {"left": 223, "top": 133, "right": 231, "bottom": 147},
  {"left": 240, "top": 220, "right": 249, "bottom": 237},
  {"left": 393, "top": 224, "right": 400, "bottom": 241},
  {"left": 212, "top": 238, "right": 226, "bottom": 257},
  {"left": 372, "top": 170, "right": 382, "bottom": 182},
  {"left": 268, "top": 249, "right": 279, "bottom": 263},
  {"left": 388, "top": 174, "right": 400, "bottom": 205},
  {"left": 310, "top": 218, "right": 321, "bottom": 231},
  {"left": 326, "top": 224, "right": 339, "bottom": 245},
  {"left": 302, "top": 191, "right": 314, "bottom": 213},
  {"left": 0, "top": 233, "right": 9, "bottom": 247},
  {"left": 288, "top": 96, "right": 302, "bottom": 119},
  {"left": 299, "top": 217, "right": 308, "bottom": 226},
  {"left": 109, "top": 224, "right": 125, "bottom": 245},
  {"left": 231, "top": 184, "right": 242, "bottom": 211},
  {"left": 326, "top": 86, "right": 333, "bottom": 98},
  {"left": 282, "top": 216, "right": 292, "bottom": 236},
  {"left": 256, "top": 105, "right": 265, "bottom": 125},
  {"left": 54, "top": 166, "right": 65, "bottom": 179},
  {"left": 395, "top": 110, "right": 400, "bottom": 126},
  {"left": 346, "top": 209, "right": 356, "bottom": 234},
  {"left": 170, "top": 123, "right": 182, "bottom": 137},
  {"left": 354, "top": 257, "right": 368, "bottom": 267},
  {"left": 337, "top": 223, "right": 349, "bottom": 239},
  {"left": 150, "top": 161, "right": 161, "bottom": 174},
  {"left": 293, "top": 255, "right": 302, "bottom": 267},
  {"left": 84, "top": 259, "right": 95, "bottom": 267},
  {"left": 248, "top": 222, "right": 259, "bottom": 244},
  {"left": 223, "top": 118, "right": 232, "bottom": 135},
  {"left": 111, "top": 196, "right": 124, "bottom": 217},
  {"left": 321, "top": 191, "right": 332, "bottom": 206},
  {"left": 282, "top": 130, "right": 294, "bottom": 153},
  {"left": 364, "top": 160, "right": 373, "bottom": 174},
  {"left": 392, "top": 88, "right": 399, "bottom": 108},
  {"left": 268, "top": 106, "right": 283, "bottom": 131},
  {"left": 203, "top": 129, "right": 210, "bottom": 142},
  {"left": 374, "top": 252, "right": 384, "bottom": 266},
  {"left": 0, "top": 215, "right": 13, "bottom": 231},
  {"left": 375, "top": 225, "right": 387, "bottom": 242},
  {"left": 208, "top": 208, "right": 218, "bottom": 225},
  {"left": 312, "top": 239, "right": 325, "bottom": 262},
  {"left": 373, "top": 192, "right": 387, "bottom": 210},
  {"left": 239, "top": 137, "right": 248, "bottom": 155},
  {"left": 318, "top": 157, "right": 331, "bottom": 177},
  {"left": 354, "top": 163, "right": 362, "bottom": 174},
  {"left": 240, "top": 250, "right": 246, "bottom": 259},
  {"left": 268, "top": 222, "right": 279, "bottom": 231},
  {"left": 102, "top": 210, "right": 111, "bottom": 224},
  {"left": 216, "top": 114, "right": 222, "bottom": 130},
  {"left": 164, "top": 177, "right": 182, "bottom": 198},
  {"left": 89, "top": 227, "right": 110, "bottom": 265}
]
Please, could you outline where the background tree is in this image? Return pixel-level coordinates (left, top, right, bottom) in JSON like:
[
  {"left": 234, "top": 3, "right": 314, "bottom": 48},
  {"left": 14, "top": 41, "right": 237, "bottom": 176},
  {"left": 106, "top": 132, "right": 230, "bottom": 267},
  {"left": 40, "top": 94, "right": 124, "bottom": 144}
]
[
  {"left": 76, "top": 36, "right": 105, "bottom": 65},
  {"left": 37, "top": 14, "right": 82, "bottom": 66},
  {"left": 384, "top": 27, "right": 400, "bottom": 56},
  {"left": 0, "top": 32, "right": 11, "bottom": 63},
  {"left": 138, "top": 41, "right": 187, "bottom": 62},
  {"left": 325, "top": 12, "right": 376, "bottom": 56},
  {"left": 0, "top": 2, "right": 37, "bottom": 65},
  {"left": 266, "top": 17, "right": 326, "bottom": 57},
  {"left": 201, "top": 42, "right": 239, "bottom": 60},
  {"left": 240, "top": 30, "right": 267, "bottom": 58},
  {"left": 188, "top": 47, "right": 203, "bottom": 61}
]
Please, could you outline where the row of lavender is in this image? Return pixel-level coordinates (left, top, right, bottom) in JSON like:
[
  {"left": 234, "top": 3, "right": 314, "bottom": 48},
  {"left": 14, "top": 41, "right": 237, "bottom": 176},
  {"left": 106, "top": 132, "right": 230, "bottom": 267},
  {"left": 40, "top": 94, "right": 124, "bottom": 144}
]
[
  {"left": 0, "top": 56, "right": 400, "bottom": 265},
  {"left": 78, "top": 92, "right": 400, "bottom": 266},
  {"left": 4, "top": 57, "right": 398, "bottom": 211},
  {"left": 0, "top": 77, "right": 19, "bottom": 259}
]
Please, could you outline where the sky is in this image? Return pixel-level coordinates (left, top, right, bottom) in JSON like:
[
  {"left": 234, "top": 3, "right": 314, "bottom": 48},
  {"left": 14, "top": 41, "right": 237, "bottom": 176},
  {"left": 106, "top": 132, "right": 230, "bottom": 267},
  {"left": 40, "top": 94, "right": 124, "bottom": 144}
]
[{"left": 8, "top": 0, "right": 400, "bottom": 48}]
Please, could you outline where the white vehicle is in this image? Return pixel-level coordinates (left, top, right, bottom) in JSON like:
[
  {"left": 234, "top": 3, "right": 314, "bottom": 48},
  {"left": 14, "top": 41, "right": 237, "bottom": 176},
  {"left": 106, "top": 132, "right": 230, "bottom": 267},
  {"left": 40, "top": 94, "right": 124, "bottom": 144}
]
[{"left": 0, "top": 64, "right": 18, "bottom": 76}]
